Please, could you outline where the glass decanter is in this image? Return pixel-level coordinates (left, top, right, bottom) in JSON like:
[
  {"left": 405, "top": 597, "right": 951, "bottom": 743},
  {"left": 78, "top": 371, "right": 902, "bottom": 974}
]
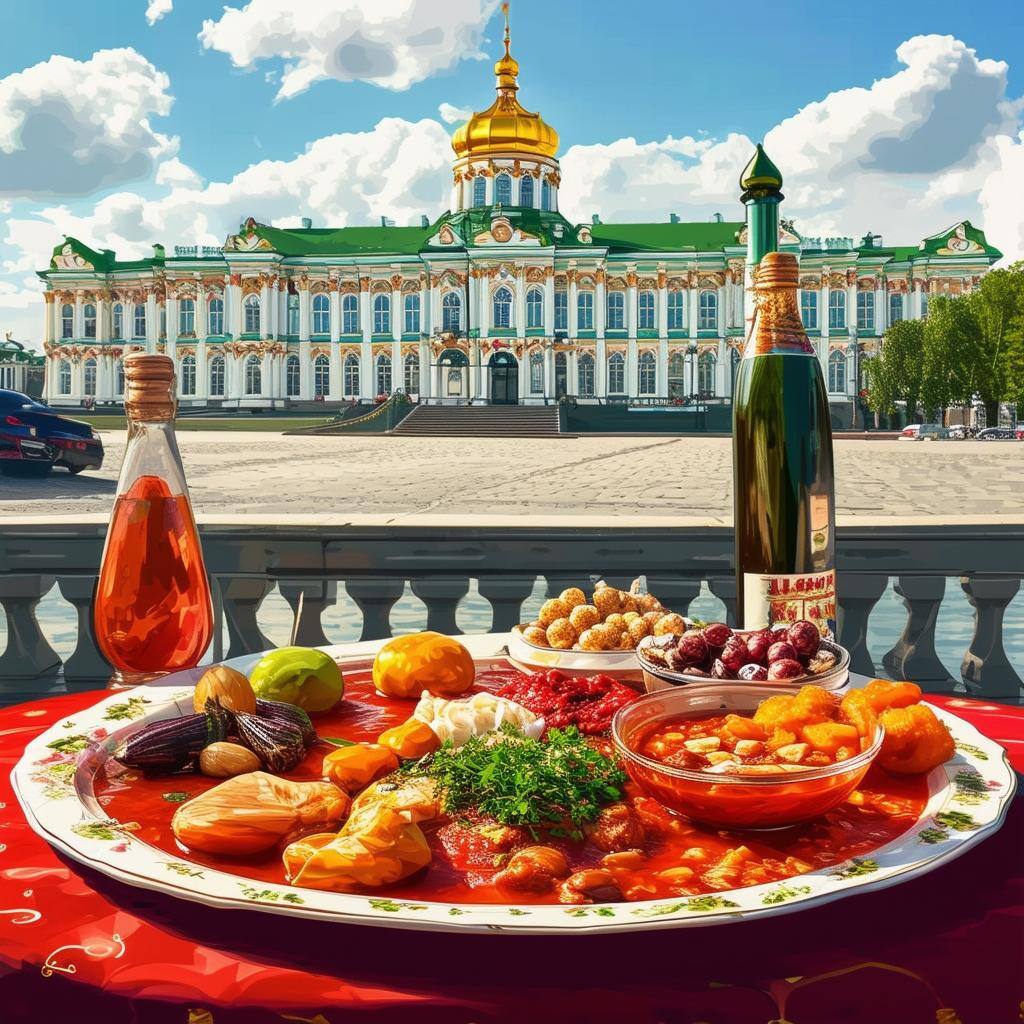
[{"left": 93, "top": 353, "right": 213, "bottom": 687}]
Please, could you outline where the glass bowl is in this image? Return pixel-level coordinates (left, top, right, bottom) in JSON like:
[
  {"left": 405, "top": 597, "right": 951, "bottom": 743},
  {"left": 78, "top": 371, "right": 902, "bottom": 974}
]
[
  {"left": 611, "top": 683, "right": 883, "bottom": 829},
  {"left": 636, "top": 634, "right": 850, "bottom": 694}
]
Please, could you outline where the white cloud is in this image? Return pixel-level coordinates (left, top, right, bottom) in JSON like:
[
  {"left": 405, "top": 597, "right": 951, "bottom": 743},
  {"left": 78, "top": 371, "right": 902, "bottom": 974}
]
[
  {"left": 439, "top": 102, "right": 472, "bottom": 125},
  {"left": 0, "top": 48, "right": 176, "bottom": 199},
  {"left": 145, "top": 0, "right": 172, "bottom": 25},
  {"left": 199, "top": 0, "right": 499, "bottom": 99},
  {"left": 155, "top": 157, "right": 202, "bottom": 189}
]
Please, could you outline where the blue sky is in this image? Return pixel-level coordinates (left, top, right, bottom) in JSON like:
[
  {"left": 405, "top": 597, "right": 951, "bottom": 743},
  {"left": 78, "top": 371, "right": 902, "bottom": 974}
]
[{"left": 1, "top": 0, "right": 1022, "bottom": 342}]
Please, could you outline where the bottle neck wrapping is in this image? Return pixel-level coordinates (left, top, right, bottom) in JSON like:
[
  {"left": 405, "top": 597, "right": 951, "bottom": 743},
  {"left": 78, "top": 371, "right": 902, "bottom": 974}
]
[{"left": 743, "top": 285, "right": 815, "bottom": 358}]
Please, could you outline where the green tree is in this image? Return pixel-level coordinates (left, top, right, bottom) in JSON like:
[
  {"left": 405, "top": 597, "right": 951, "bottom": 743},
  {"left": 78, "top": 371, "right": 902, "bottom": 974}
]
[
  {"left": 864, "top": 319, "right": 925, "bottom": 422},
  {"left": 921, "top": 295, "right": 972, "bottom": 418}
]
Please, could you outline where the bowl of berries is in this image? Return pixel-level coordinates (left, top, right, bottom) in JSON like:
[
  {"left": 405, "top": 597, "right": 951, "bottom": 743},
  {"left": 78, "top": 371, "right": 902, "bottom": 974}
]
[{"left": 636, "top": 620, "right": 848, "bottom": 693}]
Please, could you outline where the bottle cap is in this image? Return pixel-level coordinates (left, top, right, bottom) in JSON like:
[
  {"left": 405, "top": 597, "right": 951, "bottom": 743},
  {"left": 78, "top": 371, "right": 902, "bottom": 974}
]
[
  {"left": 124, "top": 353, "right": 175, "bottom": 421},
  {"left": 754, "top": 251, "right": 800, "bottom": 290}
]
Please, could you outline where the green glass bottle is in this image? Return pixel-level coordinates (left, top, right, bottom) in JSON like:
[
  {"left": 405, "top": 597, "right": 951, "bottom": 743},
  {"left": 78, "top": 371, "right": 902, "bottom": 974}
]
[{"left": 733, "top": 251, "right": 837, "bottom": 636}]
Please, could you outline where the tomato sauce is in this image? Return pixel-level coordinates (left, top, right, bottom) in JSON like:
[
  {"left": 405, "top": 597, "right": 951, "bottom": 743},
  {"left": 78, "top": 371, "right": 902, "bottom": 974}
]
[{"left": 95, "top": 664, "right": 928, "bottom": 905}]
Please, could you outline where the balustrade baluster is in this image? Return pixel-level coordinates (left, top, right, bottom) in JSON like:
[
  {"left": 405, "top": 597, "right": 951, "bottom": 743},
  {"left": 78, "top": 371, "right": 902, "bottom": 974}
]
[
  {"left": 836, "top": 573, "right": 889, "bottom": 678},
  {"left": 0, "top": 574, "right": 60, "bottom": 682},
  {"left": 410, "top": 578, "right": 471, "bottom": 636},
  {"left": 707, "top": 577, "right": 737, "bottom": 627},
  {"left": 881, "top": 576, "right": 953, "bottom": 690},
  {"left": 960, "top": 575, "right": 1024, "bottom": 698},
  {"left": 56, "top": 576, "right": 112, "bottom": 685},
  {"left": 277, "top": 580, "right": 338, "bottom": 647},
  {"left": 215, "top": 576, "right": 274, "bottom": 659},
  {"left": 345, "top": 578, "right": 406, "bottom": 640},
  {"left": 477, "top": 576, "right": 537, "bottom": 631}
]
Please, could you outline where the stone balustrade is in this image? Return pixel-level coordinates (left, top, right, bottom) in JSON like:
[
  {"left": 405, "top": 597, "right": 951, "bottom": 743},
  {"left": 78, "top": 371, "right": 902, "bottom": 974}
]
[{"left": 0, "top": 519, "right": 1021, "bottom": 703}]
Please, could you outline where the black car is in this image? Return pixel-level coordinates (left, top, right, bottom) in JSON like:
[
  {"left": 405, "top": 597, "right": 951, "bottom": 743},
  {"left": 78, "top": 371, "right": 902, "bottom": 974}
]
[
  {"left": 0, "top": 390, "right": 104, "bottom": 476},
  {"left": 977, "top": 427, "right": 1023, "bottom": 441}
]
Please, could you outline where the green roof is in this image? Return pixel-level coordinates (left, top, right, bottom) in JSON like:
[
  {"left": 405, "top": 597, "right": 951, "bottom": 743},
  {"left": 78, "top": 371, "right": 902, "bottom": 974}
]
[
  {"left": 254, "top": 223, "right": 435, "bottom": 256},
  {"left": 589, "top": 221, "right": 744, "bottom": 252}
]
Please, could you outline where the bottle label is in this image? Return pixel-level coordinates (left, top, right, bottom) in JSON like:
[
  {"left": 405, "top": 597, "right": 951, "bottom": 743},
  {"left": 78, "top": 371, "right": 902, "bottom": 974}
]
[{"left": 743, "top": 569, "right": 836, "bottom": 638}]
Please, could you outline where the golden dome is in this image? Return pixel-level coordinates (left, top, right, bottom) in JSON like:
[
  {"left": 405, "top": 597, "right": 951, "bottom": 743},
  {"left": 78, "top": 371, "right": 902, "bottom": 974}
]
[{"left": 451, "top": 3, "right": 559, "bottom": 161}]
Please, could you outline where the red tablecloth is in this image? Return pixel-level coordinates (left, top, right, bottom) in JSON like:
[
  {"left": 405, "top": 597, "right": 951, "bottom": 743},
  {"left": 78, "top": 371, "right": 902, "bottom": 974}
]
[{"left": 0, "top": 691, "right": 1021, "bottom": 1024}]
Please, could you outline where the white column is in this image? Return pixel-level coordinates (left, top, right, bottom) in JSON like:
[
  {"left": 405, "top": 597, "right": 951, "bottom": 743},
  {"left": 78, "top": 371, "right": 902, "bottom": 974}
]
[
  {"left": 847, "top": 281, "right": 857, "bottom": 337},
  {"left": 595, "top": 278, "right": 606, "bottom": 338},
  {"left": 717, "top": 283, "right": 727, "bottom": 341},
  {"left": 196, "top": 287, "right": 207, "bottom": 342},
  {"left": 227, "top": 281, "right": 242, "bottom": 339},
  {"left": 299, "top": 288, "right": 311, "bottom": 341},
  {"left": 145, "top": 291, "right": 158, "bottom": 352},
  {"left": 391, "top": 287, "right": 402, "bottom": 342},
  {"left": 418, "top": 339, "right": 430, "bottom": 399},
  {"left": 484, "top": 175, "right": 494, "bottom": 204},
  {"left": 419, "top": 279, "right": 429, "bottom": 336},
  {"left": 626, "top": 339, "right": 637, "bottom": 399},
  {"left": 543, "top": 345, "right": 553, "bottom": 401},
  {"left": 197, "top": 339, "right": 208, "bottom": 400},
  {"left": 820, "top": 284, "right": 830, "bottom": 343},
  {"left": 596, "top": 338, "right": 607, "bottom": 397},
  {"left": 544, "top": 273, "right": 555, "bottom": 334},
  {"left": 875, "top": 284, "right": 886, "bottom": 335},
  {"left": 299, "top": 340, "right": 312, "bottom": 398},
  {"left": 431, "top": 277, "right": 442, "bottom": 334},
  {"left": 359, "top": 284, "right": 371, "bottom": 344},
  {"left": 73, "top": 291, "right": 84, "bottom": 340},
  {"left": 514, "top": 272, "right": 526, "bottom": 337},
  {"left": 166, "top": 295, "right": 178, "bottom": 363},
  {"left": 687, "top": 283, "right": 698, "bottom": 337},
  {"left": 658, "top": 338, "right": 669, "bottom": 398},
  {"left": 657, "top": 282, "right": 668, "bottom": 337},
  {"left": 626, "top": 280, "right": 638, "bottom": 339},
  {"left": 568, "top": 275, "right": 578, "bottom": 339},
  {"left": 44, "top": 296, "right": 55, "bottom": 345}
]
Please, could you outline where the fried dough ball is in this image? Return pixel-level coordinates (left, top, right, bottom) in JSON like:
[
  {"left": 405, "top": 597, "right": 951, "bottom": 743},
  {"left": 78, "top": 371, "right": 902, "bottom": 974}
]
[
  {"left": 653, "top": 612, "right": 687, "bottom": 637},
  {"left": 621, "top": 611, "right": 641, "bottom": 624},
  {"left": 619, "top": 593, "right": 639, "bottom": 614},
  {"left": 604, "top": 613, "right": 627, "bottom": 633},
  {"left": 522, "top": 626, "right": 549, "bottom": 648},
  {"left": 546, "top": 618, "right": 577, "bottom": 650},
  {"left": 538, "top": 598, "right": 570, "bottom": 627},
  {"left": 642, "top": 610, "right": 663, "bottom": 628},
  {"left": 862, "top": 679, "right": 923, "bottom": 714},
  {"left": 559, "top": 587, "right": 587, "bottom": 610},
  {"left": 627, "top": 618, "right": 651, "bottom": 644},
  {"left": 577, "top": 627, "right": 603, "bottom": 651},
  {"left": 636, "top": 593, "right": 664, "bottom": 613},
  {"left": 588, "top": 623, "right": 618, "bottom": 651},
  {"left": 618, "top": 632, "right": 638, "bottom": 650},
  {"left": 569, "top": 604, "right": 601, "bottom": 632},
  {"left": 593, "top": 587, "right": 621, "bottom": 617},
  {"left": 877, "top": 704, "right": 955, "bottom": 775}
]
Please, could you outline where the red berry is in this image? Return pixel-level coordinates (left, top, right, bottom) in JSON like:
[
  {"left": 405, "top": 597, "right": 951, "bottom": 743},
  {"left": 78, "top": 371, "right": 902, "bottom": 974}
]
[
  {"left": 702, "top": 622, "right": 732, "bottom": 649},
  {"left": 767, "top": 658, "right": 805, "bottom": 680},
  {"left": 745, "top": 631, "right": 772, "bottom": 665},
  {"left": 675, "top": 629, "right": 709, "bottom": 666},
  {"left": 720, "top": 637, "right": 748, "bottom": 673},
  {"left": 737, "top": 663, "right": 769, "bottom": 681},
  {"left": 666, "top": 647, "right": 695, "bottom": 673},
  {"left": 710, "top": 658, "right": 733, "bottom": 679},
  {"left": 786, "top": 620, "right": 821, "bottom": 658},
  {"left": 768, "top": 641, "right": 798, "bottom": 664}
]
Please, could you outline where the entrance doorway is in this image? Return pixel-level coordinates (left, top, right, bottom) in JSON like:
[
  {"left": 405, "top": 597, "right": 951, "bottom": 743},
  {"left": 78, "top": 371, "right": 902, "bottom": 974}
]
[
  {"left": 488, "top": 350, "right": 519, "bottom": 405},
  {"left": 555, "top": 352, "right": 568, "bottom": 399},
  {"left": 438, "top": 348, "right": 469, "bottom": 400}
]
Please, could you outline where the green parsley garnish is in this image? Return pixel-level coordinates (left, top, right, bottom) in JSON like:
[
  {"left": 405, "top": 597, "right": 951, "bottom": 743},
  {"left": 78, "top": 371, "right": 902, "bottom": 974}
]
[{"left": 405, "top": 724, "right": 626, "bottom": 840}]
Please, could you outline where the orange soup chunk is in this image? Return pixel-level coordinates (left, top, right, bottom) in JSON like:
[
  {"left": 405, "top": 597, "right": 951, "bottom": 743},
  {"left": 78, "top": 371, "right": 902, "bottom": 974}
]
[
  {"left": 839, "top": 690, "right": 879, "bottom": 739},
  {"left": 801, "top": 721, "right": 860, "bottom": 756},
  {"left": 877, "top": 704, "right": 955, "bottom": 775},
  {"left": 791, "top": 685, "right": 838, "bottom": 724},
  {"left": 753, "top": 694, "right": 803, "bottom": 733},
  {"left": 722, "top": 714, "right": 766, "bottom": 741},
  {"left": 863, "top": 679, "right": 923, "bottom": 713}
]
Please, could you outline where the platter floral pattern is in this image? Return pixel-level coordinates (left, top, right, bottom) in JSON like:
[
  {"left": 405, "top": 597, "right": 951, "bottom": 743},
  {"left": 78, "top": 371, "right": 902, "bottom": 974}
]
[{"left": 10, "top": 644, "right": 1017, "bottom": 935}]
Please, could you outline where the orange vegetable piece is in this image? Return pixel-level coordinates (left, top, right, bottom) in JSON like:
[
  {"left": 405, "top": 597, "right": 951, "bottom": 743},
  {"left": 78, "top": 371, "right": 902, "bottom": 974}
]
[
  {"left": 372, "top": 631, "right": 475, "bottom": 699},
  {"left": 753, "top": 694, "right": 802, "bottom": 733},
  {"left": 877, "top": 704, "right": 955, "bottom": 775},
  {"left": 862, "top": 679, "right": 923, "bottom": 713},
  {"left": 801, "top": 721, "right": 860, "bottom": 756},
  {"left": 322, "top": 742, "right": 399, "bottom": 792},
  {"left": 792, "top": 685, "right": 838, "bottom": 724},
  {"left": 839, "top": 689, "right": 879, "bottom": 740},
  {"left": 377, "top": 717, "right": 440, "bottom": 760},
  {"left": 766, "top": 728, "right": 798, "bottom": 752},
  {"left": 722, "top": 714, "right": 767, "bottom": 741}
]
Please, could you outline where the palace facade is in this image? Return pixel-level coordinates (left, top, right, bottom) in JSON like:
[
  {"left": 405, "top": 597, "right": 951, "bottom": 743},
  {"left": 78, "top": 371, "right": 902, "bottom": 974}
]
[{"left": 38, "top": 14, "right": 1002, "bottom": 418}]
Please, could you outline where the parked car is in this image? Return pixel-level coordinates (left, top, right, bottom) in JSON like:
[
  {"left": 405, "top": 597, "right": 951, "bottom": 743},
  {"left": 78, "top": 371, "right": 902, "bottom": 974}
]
[
  {"left": 0, "top": 390, "right": 104, "bottom": 476},
  {"left": 977, "top": 427, "right": 1022, "bottom": 441},
  {"left": 898, "top": 424, "right": 923, "bottom": 441},
  {"left": 897, "top": 423, "right": 948, "bottom": 441},
  {"left": 946, "top": 425, "right": 968, "bottom": 440}
]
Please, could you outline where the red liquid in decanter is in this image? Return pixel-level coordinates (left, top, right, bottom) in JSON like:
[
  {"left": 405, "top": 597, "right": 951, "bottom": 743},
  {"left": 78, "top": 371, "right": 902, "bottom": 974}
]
[{"left": 94, "top": 473, "right": 213, "bottom": 676}]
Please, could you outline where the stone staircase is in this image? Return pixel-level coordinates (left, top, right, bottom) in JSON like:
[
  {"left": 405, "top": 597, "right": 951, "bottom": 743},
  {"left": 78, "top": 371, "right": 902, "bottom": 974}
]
[{"left": 391, "top": 404, "right": 562, "bottom": 437}]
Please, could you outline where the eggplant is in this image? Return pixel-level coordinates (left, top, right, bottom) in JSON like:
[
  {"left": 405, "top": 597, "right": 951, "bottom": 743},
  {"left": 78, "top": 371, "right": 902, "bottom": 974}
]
[
  {"left": 114, "top": 710, "right": 228, "bottom": 772},
  {"left": 235, "top": 712, "right": 306, "bottom": 773},
  {"left": 254, "top": 698, "right": 317, "bottom": 746}
]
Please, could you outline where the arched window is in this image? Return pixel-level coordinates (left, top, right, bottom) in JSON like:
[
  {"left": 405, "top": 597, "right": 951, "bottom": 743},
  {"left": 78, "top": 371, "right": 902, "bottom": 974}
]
[
  {"left": 208, "top": 297, "right": 224, "bottom": 335},
  {"left": 244, "top": 294, "right": 261, "bottom": 334},
  {"left": 344, "top": 353, "right": 360, "bottom": 396},
  {"left": 529, "top": 350, "right": 544, "bottom": 394},
  {"left": 667, "top": 290, "right": 685, "bottom": 330},
  {"left": 668, "top": 349, "right": 686, "bottom": 397},
  {"left": 314, "top": 354, "right": 330, "bottom": 396},
  {"left": 286, "top": 292, "right": 299, "bottom": 335},
  {"left": 889, "top": 293, "right": 904, "bottom": 324},
  {"left": 828, "top": 349, "right": 846, "bottom": 393},
  {"left": 114, "top": 359, "right": 124, "bottom": 396},
  {"left": 828, "top": 290, "right": 846, "bottom": 330},
  {"left": 541, "top": 178, "right": 552, "bottom": 211},
  {"left": 492, "top": 287, "right": 513, "bottom": 329},
  {"left": 60, "top": 304, "right": 74, "bottom": 339},
  {"left": 494, "top": 173, "right": 512, "bottom": 205},
  {"left": 638, "top": 290, "right": 656, "bottom": 331},
  {"left": 404, "top": 293, "right": 420, "bottom": 334},
  {"left": 312, "top": 293, "right": 330, "bottom": 334},
  {"left": 83, "top": 358, "right": 97, "bottom": 396},
  {"left": 857, "top": 291, "right": 875, "bottom": 332},
  {"left": 112, "top": 303, "right": 124, "bottom": 340},
  {"left": 519, "top": 174, "right": 534, "bottom": 207},
  {"left": 554, "top": 290, "right": 567, "bottom": 331},
  {"left": 342, "top": 293, "right": 359, "bottom": 334},
  {"left": 526, "top": 287, "right": 543, "bottom": 329},
  {"left": 607, "top": 291, "right": 625, "bottom": 330},
  {"left": 180, "top": 354, "right": 196, "bottom": 395},
  {"left": 83, "top": 304, "right": 96, "bottom": 339},
  {"left": 442, "top": 291, "right": 462, "bottom": 332},
  {"left": 404, "top": 352, "right": 419, "bottom": 393},
  {"left": 801, "top": 290, "right": 818, "bottom": 330},
  {"left": 209, "top": 356, "right": 225, "bottom": 396},
  {"left": 577, "top": 291, "right": 594, "bottom": 331},
  {"left": 577, "top": 353, "right": 595, "bottom": 396},
  {"left": 244, "top": 354, "right": 262, "bottom": 395},
  {"left": 373, "top": 294, "right": 390, "bottom": 334},
  {"left": 472, "top": 176, "right": 486, "bottom": 206},
  {"left": 58, "top": 358, "right": 72, "bottom": 395},
  {"left": 178, "top": 298, "right": 195, "bottom": 335},
  {"left": 285, "top": 355, "right": 300, "bottom": 397},
  {"left": 638, "top": 351, "right": 656, "bottom": 395},
  {"left": 698, "top": 351, "right": 716, "bottom": 394},
  {"left": 375, "top": 353, "right": 392, "bottom": 395},
  {"left": 133, "top": 303, "right": 146, "bottom": 338},
  {"left": 698, "top": 290, "right": 718, "bottom": 331},
  {"left": 607, "top": 352, "right": 625, "bottom": 394}
]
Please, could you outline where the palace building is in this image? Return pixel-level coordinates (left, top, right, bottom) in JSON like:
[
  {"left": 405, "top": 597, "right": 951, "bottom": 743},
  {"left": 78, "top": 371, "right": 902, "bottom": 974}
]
[{"left": 38, "top": 11, "right": 1002, "bottom": 423}]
